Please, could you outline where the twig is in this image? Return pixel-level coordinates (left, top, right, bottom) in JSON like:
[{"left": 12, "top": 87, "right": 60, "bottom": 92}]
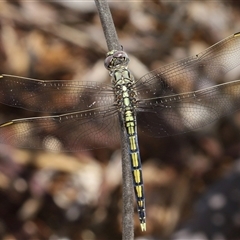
[
  {"left": 94, "top": 0, "right": 134, "bottom": 239},
  {"left": 94, "top": 0, "right": 121, "bottom": 51}
]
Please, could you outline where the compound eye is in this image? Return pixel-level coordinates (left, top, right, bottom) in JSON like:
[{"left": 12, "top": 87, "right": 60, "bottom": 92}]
[
  {"left": 113, "top": 51, "right": 129, "bottom": 67},
  {"left": 104, "top": 55, "right": 113, "bottom": 70},
  {"left": 113, "top": 51, "right": 128, "bottom": 59},
  {"left": 104, "top": 50, "right": 129, "bottom": 70}
]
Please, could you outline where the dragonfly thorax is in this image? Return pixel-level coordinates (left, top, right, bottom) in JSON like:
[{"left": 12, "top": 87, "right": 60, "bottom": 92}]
[{"left": 112, "top": 68, "right": 137, "bottom": 112}]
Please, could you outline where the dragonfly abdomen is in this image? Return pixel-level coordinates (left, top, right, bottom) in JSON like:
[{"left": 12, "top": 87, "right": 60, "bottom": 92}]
[{"left": 125, "top": 116, "right": 146, "bottom": 232}]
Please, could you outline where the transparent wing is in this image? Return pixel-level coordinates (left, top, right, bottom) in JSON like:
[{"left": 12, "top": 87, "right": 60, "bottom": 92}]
[
  {"left": 135, "top": 32, "right": 240, "bottom": 98},
  {"left": 0, "top": 74, "right": 114, "bottom": 113},
  {"left": 137, "top": 79, "right": 240, "bottom": 137},
  {"left": 0, "top": 106, "right": 120, "bottom": 151}
]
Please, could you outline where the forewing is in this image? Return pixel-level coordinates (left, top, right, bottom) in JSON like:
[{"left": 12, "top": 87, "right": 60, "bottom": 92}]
[
  {"left": 135, "top": 32, "right": 240, "bottom": 98},
  {"left": 0, "top": 74, "right": 114, "bottom": 113}
]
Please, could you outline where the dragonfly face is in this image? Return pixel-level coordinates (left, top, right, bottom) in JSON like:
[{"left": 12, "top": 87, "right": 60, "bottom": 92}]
[
  {"left": 1, "top": 32, "right": 240, "bottom": 230},
  {"left": 104, "top": 50, "right": 129, "bottom": 71}
]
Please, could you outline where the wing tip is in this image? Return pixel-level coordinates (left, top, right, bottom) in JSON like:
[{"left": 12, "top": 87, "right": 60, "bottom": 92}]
[
  {"left": 0, "top": 121, "right": 14, "bottom": 128},
  {"left": 234, "top": 32, "right": 240, "bottom": 37}
]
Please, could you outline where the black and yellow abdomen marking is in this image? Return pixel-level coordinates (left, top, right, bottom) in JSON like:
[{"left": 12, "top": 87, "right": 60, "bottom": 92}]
[{"left": 131, "top": 152, "right": 138, "bottom": 167}]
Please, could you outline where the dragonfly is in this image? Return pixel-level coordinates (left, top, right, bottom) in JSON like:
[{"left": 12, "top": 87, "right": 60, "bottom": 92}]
[{"left": 1, "top": 32, "right": 240, "bottom": 231}]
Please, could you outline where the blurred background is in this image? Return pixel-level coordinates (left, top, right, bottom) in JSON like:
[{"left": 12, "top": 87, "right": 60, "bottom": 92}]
[{"left": 0, "top": 1, "right": 240, "bottom": 239}]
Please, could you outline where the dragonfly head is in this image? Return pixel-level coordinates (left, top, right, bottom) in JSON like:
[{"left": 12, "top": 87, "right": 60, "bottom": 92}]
[{"left": 104, "top": 50, "right": 129, "bottom": 71}]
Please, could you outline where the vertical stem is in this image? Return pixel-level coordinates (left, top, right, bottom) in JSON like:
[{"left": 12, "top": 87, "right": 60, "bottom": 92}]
[
  {"left": 94, "top": 0, "right": 121, "bottom": 51},
  {"left": 118, "top": 113, "right": 134, "bottom": 240},
  {"left": 94, "top": 0, "right": 134, "bottom": 239}
]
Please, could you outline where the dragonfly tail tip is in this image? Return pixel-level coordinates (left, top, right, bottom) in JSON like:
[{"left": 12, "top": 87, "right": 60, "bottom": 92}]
[{"left": 140, "top": 223, "right": 146, "bottom": 231}]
